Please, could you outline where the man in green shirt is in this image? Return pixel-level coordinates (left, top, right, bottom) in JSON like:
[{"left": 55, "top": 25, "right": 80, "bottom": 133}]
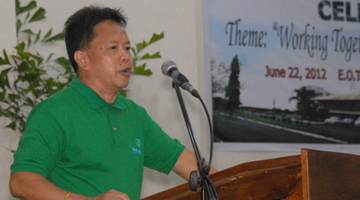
[{"left": 10, "top": 5, "right": 216, "bottom": 200}]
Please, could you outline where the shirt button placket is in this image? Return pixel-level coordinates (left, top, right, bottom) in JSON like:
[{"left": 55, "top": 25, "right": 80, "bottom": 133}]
[
  {"left": 108, "top": 106, "right": 117, "bottom": 133},
  {"left": 108, "top": 106, "right": 119, "bottom": 146}
]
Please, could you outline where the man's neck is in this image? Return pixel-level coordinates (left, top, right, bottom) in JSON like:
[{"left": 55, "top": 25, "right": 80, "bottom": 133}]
[{"left": 78, "top": 75, "right": 118, "bottom": 103}]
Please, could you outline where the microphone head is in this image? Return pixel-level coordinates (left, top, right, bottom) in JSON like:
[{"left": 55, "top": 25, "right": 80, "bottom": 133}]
[{"left": 161, "top": 60, "right": 178, "bottom": 77}]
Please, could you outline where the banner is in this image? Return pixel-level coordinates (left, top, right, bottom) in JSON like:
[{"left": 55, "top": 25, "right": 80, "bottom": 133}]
[{"left": 205, "top": 0, "right": 360, "bottom": 151}]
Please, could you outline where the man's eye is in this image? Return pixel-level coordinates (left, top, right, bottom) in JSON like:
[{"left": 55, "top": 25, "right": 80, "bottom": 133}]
[
  {"left": 125, "top": 47, "right": 131, "bottom": 51},
  {"left": 111, "top": 46, "right": 117, "bottom": 50}
]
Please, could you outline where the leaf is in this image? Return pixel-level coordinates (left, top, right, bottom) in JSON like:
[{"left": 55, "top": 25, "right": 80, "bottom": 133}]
[
  {"left": 25, "top": 12, "right": 31, "bottom": 22},
  {"left": 131, "top": 47, "right": 136, "bottom": 56},
  {"left": 16, "top": 1, "right": 37, "bottom": 15},
  {"left": 0, "top": 67, "right": 12, "bottom": 88},
  {"left": 30, "top": 54, "right": 43, "bottom": 66},
  {"left": 16, "top": 19, "right": 22, "bottom": 33},
  {"left": 15, "top": 0, "right": 20, "bottom": 14},
  {"left": 24, "top": 96, "right": 34, "bottom": 106},
  {"left": 21, "top": 52, "right": 32, "bottom": 61},
  {"left": 55, "top": 57, "right": 73, "bottom": 73},
  {"left": 11, "top": 55, "right": 22, "bottom": 62},
  {"left": 0, "top": 57, "right": 8, "bottom": 65},
  {"left": 5, "top": 146, "right": 16, "bottom": 153},
  {"left": 5, "top": 121, "right": 17, "bottom": 131},
  {"left": 35, "top": 30, "right": 41, "bottom": 43},
  {"left": 8, "top": 94, "right": 19, "bottom": 102},
  {"left": 3, "top": 49, "right": 9, "bottom": 63},
  {"left": 0, "top": 50, "right": 10, "bottom": 65},
  {"left": 133, "top": 63, "right": 152, "bottom": 76},
  {"left": 140, "top": 52, "right": 161, "bottom": 60},
  {"left": 0, "top": 91, "right": 6, "bottom": 101},
  {"left": 148, "top": 32, "right": 165, "bottom": 45},
  {"left": 15, "top": 45, "right": 30, "bottom": 60},
  {"left": 32, "top": 89, "right": 43, "bottom": 99},
  {"left": 55, "top": 57, "right": 71, "bottom": 67},
  {"left": 133, "top": 57, "right": 139, "bottom": 63},
  {"left": 134, "top": 32, "right": 165, "bottom": 54},
  {"left": 22, "top": 29, "right": 36, "bottom": 35},
  {"left": 17, "top": 62, "right": 29, "bottom": 73},
  {"left": 135, "top": 42, "right": 145, "bottom": 54},
  {"left": 5, "top": 121, "right": 16, "bottom": 131},
  {"left": 27, "top": 36, "right": 32, "bottom": 48},
  {"left": 44, "top": 32, "right": 64, "bottom": 42},
  {"left": 16, "top": 42, "right": 26, "bottom": 53},
  {"left": 42, "top": 28, "right": 52, "bottom": 41},
  {"left": 29, "top": 7, "right": 46, "bottom": 23},
  {"left": 46, "top": 53, "right": 54, "bottom": 62},
  {"left": 27, "top": 59, "right": 36, "bottom": 68}
]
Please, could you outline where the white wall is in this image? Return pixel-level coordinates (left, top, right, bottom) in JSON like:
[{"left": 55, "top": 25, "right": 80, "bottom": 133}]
[
  {"left": 0, "top": 1, "right": 19, "bottom": 200},
  {"left": 0, "top": 0, "right": 297, "bottom": 199}
]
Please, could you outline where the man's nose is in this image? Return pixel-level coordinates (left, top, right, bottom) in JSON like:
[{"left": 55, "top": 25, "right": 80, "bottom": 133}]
[{"left": 120, "top": 49, "right": 132, "bottom": 63}]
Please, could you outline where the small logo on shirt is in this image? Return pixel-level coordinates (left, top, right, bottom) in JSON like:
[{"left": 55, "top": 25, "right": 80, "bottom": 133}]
[
  {"left": 132, "top": 139, "right": 142, "bottom": 156},
  {"left": 135, "top": 139, "right": 141, "bottom": 148}
]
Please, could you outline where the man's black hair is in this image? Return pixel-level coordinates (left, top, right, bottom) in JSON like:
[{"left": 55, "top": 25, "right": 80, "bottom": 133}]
[{"left": 64, "top": 6, "right": 127, "bottom": 73}]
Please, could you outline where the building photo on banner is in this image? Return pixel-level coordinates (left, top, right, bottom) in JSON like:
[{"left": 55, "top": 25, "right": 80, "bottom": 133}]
[{"left": 205, "top": 0, "right": 360, "bottom": 152}]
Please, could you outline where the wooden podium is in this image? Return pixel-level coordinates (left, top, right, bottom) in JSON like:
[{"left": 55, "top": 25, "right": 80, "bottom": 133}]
[{"left": 141, "top": 149, "right": 360, "bottom": 200}]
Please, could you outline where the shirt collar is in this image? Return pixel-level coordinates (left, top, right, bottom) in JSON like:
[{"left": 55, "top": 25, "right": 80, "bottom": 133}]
[{"left": 71, "top": 76, "right": 126, "bottom": 110}]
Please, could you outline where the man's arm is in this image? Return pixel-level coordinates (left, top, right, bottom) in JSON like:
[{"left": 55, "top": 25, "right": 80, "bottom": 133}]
[
  {"left": 10, "top": 172, "right": 130, "bottom": 200},
  {"left": 172, "top": 148, "right": 217, "bottom": 181}
]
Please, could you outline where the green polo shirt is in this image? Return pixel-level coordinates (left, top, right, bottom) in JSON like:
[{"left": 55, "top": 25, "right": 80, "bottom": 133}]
[{"left": 11, "top": 76, "right": 185, "bottom": 200}]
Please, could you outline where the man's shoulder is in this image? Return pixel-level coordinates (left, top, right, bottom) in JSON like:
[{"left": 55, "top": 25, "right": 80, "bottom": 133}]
[
  {"left": 116, "top": 95, "right": 145, "bottom": 111},
  {"left": 31, "top": 87, "right": 79, "bottom": 115}
]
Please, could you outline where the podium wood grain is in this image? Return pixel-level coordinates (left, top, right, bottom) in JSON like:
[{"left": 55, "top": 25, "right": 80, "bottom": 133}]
[
  {"left": 141, "top": 149, "right": 360, "bottom": 200},
  {"left": 142, "top": 155, "right": 302, "bottom": 200}
]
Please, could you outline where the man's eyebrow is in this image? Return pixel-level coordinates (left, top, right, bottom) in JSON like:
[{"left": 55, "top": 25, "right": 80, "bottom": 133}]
[
  {"left": 109, "top": 40, "right": 119, "bottom": 44},
  {"left": 109, "top": 40, "right": 131, "bottom": 45}
]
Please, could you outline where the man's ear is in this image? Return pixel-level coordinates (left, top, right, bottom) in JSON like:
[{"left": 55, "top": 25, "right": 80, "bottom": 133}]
[{"left": 74, "top": 50, "right": 89, "bottom": 70}]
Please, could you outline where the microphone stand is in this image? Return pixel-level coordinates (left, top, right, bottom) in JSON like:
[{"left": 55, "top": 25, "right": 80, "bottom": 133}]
[{"left": 171, "top": 79, "right": 218, "bottom": 200}]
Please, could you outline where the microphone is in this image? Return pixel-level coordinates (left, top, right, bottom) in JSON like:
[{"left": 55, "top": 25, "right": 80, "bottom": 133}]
[{"left": 161, "top": 60, "right": 200, "bottom": 98}]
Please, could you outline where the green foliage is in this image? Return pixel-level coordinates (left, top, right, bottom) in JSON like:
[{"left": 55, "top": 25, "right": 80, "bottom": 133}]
[
  {"left": 225, "top": 55, "right": 241, "bottom": 111},
  {"left": 289, "top": 87, "right": 322, "bottom": 120},
  {"left": 0, "top": 0, "right": 165, "bottom": 133},
  {"left": 0, "top": 0, "right": 74, "bottom": 133},
  {"left": 131, "top": 32, "right": 164, "bottom": 76},
  {"left": 120, "top": 32, "right": 164, "bottom": 96}
]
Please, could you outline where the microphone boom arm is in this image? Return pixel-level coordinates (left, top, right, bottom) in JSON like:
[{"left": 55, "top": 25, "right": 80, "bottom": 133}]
[{"left": 171, "top": 79, "right": 219, "bottom": 200}]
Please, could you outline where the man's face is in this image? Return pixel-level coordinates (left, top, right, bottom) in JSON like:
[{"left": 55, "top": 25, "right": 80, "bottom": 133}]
[{"left": 82, "top": 20, "right": 134, "bottom": 93}]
